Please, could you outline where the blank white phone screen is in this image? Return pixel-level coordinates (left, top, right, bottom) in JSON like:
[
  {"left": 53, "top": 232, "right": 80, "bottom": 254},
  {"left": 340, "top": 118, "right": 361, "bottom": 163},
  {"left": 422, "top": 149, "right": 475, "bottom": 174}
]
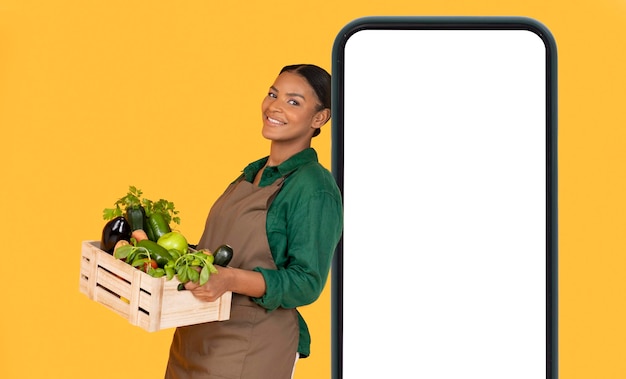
[{"left": 335, "top": 22, "right": 555, "bottom": 379}]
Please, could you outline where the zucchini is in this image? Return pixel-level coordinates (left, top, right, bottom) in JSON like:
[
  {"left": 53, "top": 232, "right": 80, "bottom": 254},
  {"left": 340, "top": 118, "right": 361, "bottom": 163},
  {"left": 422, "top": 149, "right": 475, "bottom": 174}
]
[
  {"left": 143, "top": 215, "right": 156, "bottom": 241},
  {"left": 137, "top": 239, "right": 173, "bottom": 267},
  {"left": 147, "top": 212, "right": 171, "bottom": 241},
  {"left": 125, "top": 205, "right": 146, "bottom": 231}
]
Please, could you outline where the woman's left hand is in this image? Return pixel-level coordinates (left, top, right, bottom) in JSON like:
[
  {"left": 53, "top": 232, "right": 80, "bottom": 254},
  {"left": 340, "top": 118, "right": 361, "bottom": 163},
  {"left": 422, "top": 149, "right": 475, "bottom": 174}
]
[
  {"left": 184, "top": 265, "right": 232, "bottom": 302},
  {"left": 184, "top": 266, "right": 268, "bottom": 301}
]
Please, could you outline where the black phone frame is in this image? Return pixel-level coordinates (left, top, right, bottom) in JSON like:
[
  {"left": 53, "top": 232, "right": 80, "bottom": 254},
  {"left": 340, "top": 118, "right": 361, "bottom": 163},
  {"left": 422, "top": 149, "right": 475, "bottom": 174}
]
[{"left": 330, "top": 16, "right": 558, "bottom": 379}]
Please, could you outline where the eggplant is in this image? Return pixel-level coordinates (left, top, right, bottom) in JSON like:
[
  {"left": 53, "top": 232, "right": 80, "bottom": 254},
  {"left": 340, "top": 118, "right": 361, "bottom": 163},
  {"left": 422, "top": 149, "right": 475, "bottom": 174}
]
[
  {"left": 212, "top": 244, "right": 234, "bottom": 267},
  {"left": 100, "top": 216, "right": 132, "bottom": 254}
]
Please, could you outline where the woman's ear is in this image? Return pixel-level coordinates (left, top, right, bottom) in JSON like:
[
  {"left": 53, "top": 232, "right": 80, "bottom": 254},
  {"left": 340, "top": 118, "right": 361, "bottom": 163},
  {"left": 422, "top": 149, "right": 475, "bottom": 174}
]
[{"left": 313, "top": 108, "right": 331, "bottom": 127}]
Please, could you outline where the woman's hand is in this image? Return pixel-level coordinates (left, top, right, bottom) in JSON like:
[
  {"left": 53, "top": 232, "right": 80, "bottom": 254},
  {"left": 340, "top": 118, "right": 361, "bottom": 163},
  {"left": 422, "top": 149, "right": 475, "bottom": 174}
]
[
  {"left": 185, "top": 265, "right": 232, "bottom": 302},
  {"left": 184, "top": 266, "right": 268, "bottom": 301}
]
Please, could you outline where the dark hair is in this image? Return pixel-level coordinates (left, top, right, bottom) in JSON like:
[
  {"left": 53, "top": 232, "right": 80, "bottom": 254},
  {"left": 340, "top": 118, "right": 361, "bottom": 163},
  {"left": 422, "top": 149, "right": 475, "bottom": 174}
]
[{"left": 280, "top": 64, "right": 331, "bottom": 137}]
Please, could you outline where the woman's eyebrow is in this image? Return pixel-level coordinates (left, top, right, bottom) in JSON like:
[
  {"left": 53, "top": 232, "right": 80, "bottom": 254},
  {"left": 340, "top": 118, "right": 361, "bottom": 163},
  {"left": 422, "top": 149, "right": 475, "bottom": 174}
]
[{"left": 270, "top": 86, "right": 306, "bottom": 100}]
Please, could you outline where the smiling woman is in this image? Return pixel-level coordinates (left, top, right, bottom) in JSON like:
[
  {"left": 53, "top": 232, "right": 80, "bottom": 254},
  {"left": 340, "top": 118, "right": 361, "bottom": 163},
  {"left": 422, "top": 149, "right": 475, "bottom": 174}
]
[
  {"left": 164, "top": 64, "right": 343, "bottom": 379},
  {"left": 260, "top": 66, "right": 332, "bottom": 166}
]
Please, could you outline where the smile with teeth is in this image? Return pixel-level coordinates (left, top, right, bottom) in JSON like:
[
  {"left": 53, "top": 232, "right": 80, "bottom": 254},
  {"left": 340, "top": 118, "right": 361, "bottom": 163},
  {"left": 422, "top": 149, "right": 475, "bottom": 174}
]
[{"left": 267, "top": 116, "right": 286, "bottom": 125}]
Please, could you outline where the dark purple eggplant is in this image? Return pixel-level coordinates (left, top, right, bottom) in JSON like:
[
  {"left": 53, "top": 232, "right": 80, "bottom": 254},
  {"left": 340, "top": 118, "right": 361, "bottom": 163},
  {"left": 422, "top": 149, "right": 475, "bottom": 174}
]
[
  {"left": 100, "top": 216, "right": 132, "bottom": 254},
  {"left": 212, "top": 244, "right": 234, "bottom": 267}
]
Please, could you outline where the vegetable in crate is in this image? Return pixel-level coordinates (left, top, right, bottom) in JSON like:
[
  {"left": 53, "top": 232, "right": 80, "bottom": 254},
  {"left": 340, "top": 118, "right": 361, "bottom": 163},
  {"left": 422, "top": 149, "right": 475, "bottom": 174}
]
[
  {"left": 142, "top": 198, "right": 180, "bottom": 241},
  {"left": 126, "top": 205, "right": 146, "bottom": 232},
  {"left": 146, "top": 211, "right": 171, "bottom": 240},
  {"left": 100, "top": 216, "right": 131, "bottom": 254},
  {"left": 102, "top": 186, "right": 181, "bottom": 242},
  {"left": 157, "top": 231, "right": 189, "bottom": 254},
  {"left": 137, "top": 239, "right": 173, "bottom": 267},
  {"left": 212, "top": 245, "right": 234, "bottom": 267},
  {"left": 114, "top": 242, "right": 167, "bottom": 278},
  {"left": 102, "top": 185, "right": 145, "bottom": 230}
]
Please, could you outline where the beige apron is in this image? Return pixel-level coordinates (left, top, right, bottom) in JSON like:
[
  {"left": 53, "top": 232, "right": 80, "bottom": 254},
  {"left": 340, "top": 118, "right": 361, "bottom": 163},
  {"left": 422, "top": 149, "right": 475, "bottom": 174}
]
[{"left": 165, "top": 176, "right": 299, "bottom": 379}]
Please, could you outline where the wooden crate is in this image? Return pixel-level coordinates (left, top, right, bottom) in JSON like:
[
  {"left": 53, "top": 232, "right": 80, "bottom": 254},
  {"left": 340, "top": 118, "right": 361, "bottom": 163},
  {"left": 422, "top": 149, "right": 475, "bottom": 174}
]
[{"left": 79, "top": 240, "right": 231, "bottom": 332}]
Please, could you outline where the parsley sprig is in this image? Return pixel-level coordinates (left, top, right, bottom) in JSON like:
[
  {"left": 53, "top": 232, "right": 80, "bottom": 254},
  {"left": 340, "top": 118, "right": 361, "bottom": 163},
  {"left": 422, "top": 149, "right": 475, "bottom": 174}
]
[
  {"left": 103, "top": 186, "right": 143, "bottom": 220},
  {"left": 102, "top": 186, "right": 180, "bottom": 226}
]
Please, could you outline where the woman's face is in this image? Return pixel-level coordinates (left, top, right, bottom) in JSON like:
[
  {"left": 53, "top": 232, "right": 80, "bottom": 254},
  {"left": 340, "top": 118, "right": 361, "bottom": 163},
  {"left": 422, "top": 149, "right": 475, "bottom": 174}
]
[{"left": 261, "top": 71, "right": 328, "bottom": 144}]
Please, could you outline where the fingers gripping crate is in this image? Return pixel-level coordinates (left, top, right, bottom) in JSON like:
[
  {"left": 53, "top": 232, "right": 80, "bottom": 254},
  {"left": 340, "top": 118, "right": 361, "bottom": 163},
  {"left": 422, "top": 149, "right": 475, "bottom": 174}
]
[{"left": 79, "top": 240, "right": 231, "bottom": 332}]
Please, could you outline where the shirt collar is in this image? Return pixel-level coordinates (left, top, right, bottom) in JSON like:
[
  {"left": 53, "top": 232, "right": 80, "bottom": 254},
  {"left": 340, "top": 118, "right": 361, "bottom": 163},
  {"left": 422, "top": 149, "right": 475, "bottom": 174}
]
[{"left": 242, "top": 148, "right": 318, "bottom": 182}]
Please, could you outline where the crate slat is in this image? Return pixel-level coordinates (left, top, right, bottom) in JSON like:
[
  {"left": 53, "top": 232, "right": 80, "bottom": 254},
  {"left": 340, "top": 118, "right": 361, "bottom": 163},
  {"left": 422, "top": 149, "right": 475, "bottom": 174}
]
[{"left": 94, "top": 286, "right": 130, "bottom": 318}]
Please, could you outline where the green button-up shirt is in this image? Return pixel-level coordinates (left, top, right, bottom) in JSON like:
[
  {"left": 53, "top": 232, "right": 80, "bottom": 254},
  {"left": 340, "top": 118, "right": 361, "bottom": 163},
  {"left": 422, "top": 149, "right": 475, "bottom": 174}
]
[{"left": 240, "top": 148, "right": 343, "bottom": 358}]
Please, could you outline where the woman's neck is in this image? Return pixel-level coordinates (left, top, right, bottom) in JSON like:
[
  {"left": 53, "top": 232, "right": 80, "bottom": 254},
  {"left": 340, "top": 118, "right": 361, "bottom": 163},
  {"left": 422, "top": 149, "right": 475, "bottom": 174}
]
[{"left": 266, "top": 141, "right": 310, "bottom": 167}]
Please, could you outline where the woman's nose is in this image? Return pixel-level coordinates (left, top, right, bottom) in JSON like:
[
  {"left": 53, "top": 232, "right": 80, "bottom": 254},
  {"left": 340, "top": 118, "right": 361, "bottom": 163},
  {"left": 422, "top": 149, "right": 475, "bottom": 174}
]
[{"left": 267, "top": 99, "right": 282, "bottom": 112}]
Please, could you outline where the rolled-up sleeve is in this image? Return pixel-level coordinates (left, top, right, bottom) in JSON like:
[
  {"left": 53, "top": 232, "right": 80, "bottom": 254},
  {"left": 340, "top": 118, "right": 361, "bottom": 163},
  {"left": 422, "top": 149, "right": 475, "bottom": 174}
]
[{"left": 252, "top": 188, "right": 343, "bottom": 311}]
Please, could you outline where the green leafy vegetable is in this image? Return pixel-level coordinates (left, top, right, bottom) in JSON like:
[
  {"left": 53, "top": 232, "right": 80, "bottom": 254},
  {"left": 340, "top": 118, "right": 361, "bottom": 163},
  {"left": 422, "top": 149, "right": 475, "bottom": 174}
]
[
  {"left": 113, "top": 244, "right": 218, "bottom": 285},
  {"left": 113, "top": 244, "right": 165, "bottom": 278},
  {"left": 173, "top": 248, "right": 218, "bottom": 289}
]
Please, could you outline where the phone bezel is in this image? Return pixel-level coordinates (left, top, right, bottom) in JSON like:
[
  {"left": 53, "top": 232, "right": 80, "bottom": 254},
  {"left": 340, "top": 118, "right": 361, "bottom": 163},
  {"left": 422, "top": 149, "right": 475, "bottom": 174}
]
[{"left": 330, "top": 16, "right": 558, "bottom": 379}]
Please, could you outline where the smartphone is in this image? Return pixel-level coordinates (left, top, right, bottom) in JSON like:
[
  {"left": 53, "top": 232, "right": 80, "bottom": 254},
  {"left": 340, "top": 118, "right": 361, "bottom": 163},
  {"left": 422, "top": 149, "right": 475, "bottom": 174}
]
[{"left": 331, "top": 16, "right": 557, "bottom": 379}]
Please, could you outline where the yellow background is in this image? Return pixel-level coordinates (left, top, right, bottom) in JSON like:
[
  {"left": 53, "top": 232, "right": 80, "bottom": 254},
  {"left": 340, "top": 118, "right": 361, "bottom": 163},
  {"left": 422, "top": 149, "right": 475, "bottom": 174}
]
[{"left": 1, "top": 1, "right": 624, "bottom": 378}]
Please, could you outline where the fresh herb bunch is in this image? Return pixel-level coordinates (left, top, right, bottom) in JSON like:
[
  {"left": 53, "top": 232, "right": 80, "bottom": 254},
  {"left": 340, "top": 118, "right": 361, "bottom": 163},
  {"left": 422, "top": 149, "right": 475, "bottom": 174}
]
[
  {"left": 115, "top": 243, "right": 219, "bottom": 285},
  {"left": 167, "top": 249, "right": 218, "bottom": 287},
  {"left": 113, "top": 244, "right": 166, "bottom": 278},
  {"left": 143, "top": 198, "right": 180, "bottom": 226},
  {"left": 103, "top": 186, "right": 143, "bottom": 220},
  {"left": 102, "top": 186, "right": 180, "bottom": 226}
]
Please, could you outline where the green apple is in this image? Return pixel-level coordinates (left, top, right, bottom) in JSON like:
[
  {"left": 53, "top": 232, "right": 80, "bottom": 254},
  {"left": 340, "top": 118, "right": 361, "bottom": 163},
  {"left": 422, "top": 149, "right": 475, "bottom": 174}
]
[{"left": 157, "top": 231, "right": 188, "bottom": 254}]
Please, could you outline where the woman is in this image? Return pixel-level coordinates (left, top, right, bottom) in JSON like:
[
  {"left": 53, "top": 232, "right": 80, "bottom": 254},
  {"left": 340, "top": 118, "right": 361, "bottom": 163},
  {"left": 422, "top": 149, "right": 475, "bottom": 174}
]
[{"left": 165, "top": 64, "right": 343, "bottom": 379}]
